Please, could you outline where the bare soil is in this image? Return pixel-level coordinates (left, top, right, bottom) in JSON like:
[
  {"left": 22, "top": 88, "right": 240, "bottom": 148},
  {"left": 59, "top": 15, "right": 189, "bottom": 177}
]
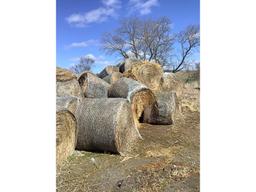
[{"left": 57, "top": 107, "right": 200, "bottom": 192}]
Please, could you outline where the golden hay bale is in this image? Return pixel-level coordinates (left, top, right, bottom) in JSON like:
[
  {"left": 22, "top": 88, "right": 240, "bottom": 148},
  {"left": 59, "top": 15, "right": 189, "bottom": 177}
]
[
  {"left": 56, "top": 67, "right": 83, "bottom": 98},
  {"left": 151, "top": 91, "right": 180, "bottom": 125},
  {"left": 56, "top": 96, "right": 79, "bottom": 115},
  {"left": 98, "top": 65, "right": 119, "bottom": 78},
  {"left": 75, "top": 98, "right": 142, "bottom": 154},
  {"left": 103, "top": 72, "right": 123, "bottom": 84},
  {"left": 77, "top": 71, "right": 110, "bottom": 98},
  {"left": 108, "top": 77, "right": 159, "bottom": 128},
  {"left": 123, "top": 60, "right": 164, "bottom": 91},
  {"left": 56, "top": 108, "right": 77, "bottom": 170}
]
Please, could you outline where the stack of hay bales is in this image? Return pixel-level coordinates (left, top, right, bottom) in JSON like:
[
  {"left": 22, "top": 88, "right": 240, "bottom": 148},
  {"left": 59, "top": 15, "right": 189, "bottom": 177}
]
[
  {"left": 75, "top": 98, "right": 142, "bottom": 154},
  {"left": 103, "top": 72, "right": 123, "bottom": 84},
  {"left": 97, "top": 65, "right": 119, "bottom": 79},
  {"left": 78, "top": 71, "right": 110, "bottom": 98},
  {"left": 108, "top": 77, "right": 159, "bottom": 128}
]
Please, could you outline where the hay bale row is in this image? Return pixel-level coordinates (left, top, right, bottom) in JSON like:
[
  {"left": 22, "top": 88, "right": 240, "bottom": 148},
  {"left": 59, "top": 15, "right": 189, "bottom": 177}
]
[
  {"left": 108, "top": 77, "right": 159, "bottom": 128},
  {"left": 78, "top": 71, "right": 110, "bottom": 98},
  {"left": 75, "top": 98, "right": 142, "bottom": 154}
]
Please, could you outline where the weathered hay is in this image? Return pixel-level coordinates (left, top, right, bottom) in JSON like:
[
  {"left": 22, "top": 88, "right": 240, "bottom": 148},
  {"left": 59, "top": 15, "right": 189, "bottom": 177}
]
[
  {"left": 151, "top": 91, "right": 180, "bottom": 125},
  {"left": 161, "top": 72, "right": 185, "bottom": 97},
  {"left": 123, "top": 60, "right": 164, "bottom": 91},
  {"left": 77, "top": 71, "right": 110, "bottom": 98},
  {"left": 108, "top": 77, "right": 159, "bottom": 128},
  {"left": 56, "top": 96, "right": 79, "bottom": 114},
  {"left": 56, "top": 108, "right": 77, "bottom": 170},
  {"left": 56, "top": 67, "right": 83, "bottom": 98},
  {"left": 76, "top": 98, "right": 142, "bottom": 154},
  {"left": 103, "top": 72, "right": 123, "bottom": 84},
  {"left": 98, "top": 65, "right": 119, "bottom": 79}
]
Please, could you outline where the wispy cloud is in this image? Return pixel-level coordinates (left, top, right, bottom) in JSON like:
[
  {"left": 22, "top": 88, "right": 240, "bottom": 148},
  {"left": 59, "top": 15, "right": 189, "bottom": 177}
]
[
  {"left": 129, "top": 0, "right": 159, "bottom": 15},
  {"left": 66, "top": 0, "right": 121, "bottom": 27},
  {"left": 70, "top": 54, "right": 113, "bottom": 66},
  {"left": 66, "top": 39, "right": 98, "bottom": 49}
]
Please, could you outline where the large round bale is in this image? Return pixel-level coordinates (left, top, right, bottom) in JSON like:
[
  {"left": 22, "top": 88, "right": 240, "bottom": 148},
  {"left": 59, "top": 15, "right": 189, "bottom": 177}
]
[
  {"left": 56, "top": 108, "right": 77, "bottom": 170},
  {"left": 78, "top": 71, "right": 110, "bottom": 98},
  {"left": 123, "top": 61, "right": 164, "bottom": 91},
  {"left": 56, "top": 96, "right": 79, "bottom": 114},
  {"left": 56, "top": 67, "right": 83, "bottom": 98},
  {"left": 76, "top": 98, "right": 142, "bottom": 154},
  {"left": 108, "top": 77, "right": 159, "bottom": 128},
  {"left": 98, "top": 65, "right": 119, "bottom": 79},
  {"left": 151, "top": 91, "right": 180, "bottom": 125},
  {"left": 103, "top": 72, "right": 123, "bottom": 84},
  {"left": 161, "top": 72, "right": 184, "bottom": 97}
]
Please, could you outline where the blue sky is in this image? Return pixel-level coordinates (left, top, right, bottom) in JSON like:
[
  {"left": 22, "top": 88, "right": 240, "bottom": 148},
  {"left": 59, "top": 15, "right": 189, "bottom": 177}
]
[{"left": 57, "top": 0, "right": 200, "bottom": 73}]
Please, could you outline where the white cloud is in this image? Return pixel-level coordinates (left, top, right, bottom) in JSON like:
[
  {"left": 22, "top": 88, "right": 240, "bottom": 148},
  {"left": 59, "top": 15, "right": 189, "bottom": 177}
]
[
  {"left": 66, "top": 0, "right": 121, "bottom": 27},
  {"left": 70, "top": 54, "right": 114, "bottom": 66},
  {"left": 129, "top": 0, "right": 159, "bottom": 15},
  {"left": 66, "top": 39, "right": 98, "bottom": 48}
]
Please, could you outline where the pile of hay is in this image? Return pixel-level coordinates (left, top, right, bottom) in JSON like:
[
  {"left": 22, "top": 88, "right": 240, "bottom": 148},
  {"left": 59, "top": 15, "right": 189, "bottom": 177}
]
[
  {"left": 151, "top": 91, "right": 180, "bottom": 125},
  {"left": 56, "top": 67, "right": 83, "bottom": 98},
  {"left": 56, "top": 107, "right": 77, "bottom": 170},
  {"left": 75, "top": 98, "right": 142, "bottom": 154},
  {"left": 103, "top": 72, "right": 123, "bottom": 84},
  {"left": 123, "top": 60, "right": 164, "bottom": 91},
  {"left": 78, "top": 71, "right": 110, "bottom": 98},
  {"left": 108, "top": 77, "right": 158, "bottom": 128},
  {"left": 98, "top": 66, "right": 119, "bottom": 79}
]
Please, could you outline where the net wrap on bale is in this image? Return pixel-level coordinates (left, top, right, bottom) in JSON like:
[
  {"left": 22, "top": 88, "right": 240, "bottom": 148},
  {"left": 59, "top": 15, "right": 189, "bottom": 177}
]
[
  {"left": 78, "top": 71, "right": 110, "bottom": 98},
  {"left": 56, "top": 96, "right": 79, "bottom": 115},
  {"left": 108, "top": 77, "right": 159, "bottom": 128},
  {"left": 76, "top": 98, "right": 142, "bottom": 154}
]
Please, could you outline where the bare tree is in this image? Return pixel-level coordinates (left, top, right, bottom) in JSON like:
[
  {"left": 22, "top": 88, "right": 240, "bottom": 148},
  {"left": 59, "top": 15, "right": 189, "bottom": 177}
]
[
  {"left": 172, "top": 25, "right": 200, "bottom": 73},
  {"left": 101, "top": 17, "right": 173, "bottom": 65},
  {"left": 70, "top": 56, "right": 95, "bottom": 74}
]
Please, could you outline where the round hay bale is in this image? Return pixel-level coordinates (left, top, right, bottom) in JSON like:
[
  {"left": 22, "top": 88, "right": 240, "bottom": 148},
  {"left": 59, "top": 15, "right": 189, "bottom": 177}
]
[
  {"left": 98, "top": 66, "right": 119, "bottom": 79},
  {"left": 103, "top": 72, "right": 123, "bottom": 84},
  {"left": 78, "top": 71, "right": 110, "bottom": 98},
  {"left": 56, "top": 96, "right": 79, "bottom": 115},
  {"left": 56, "top": 108, "right": 77, "bottom": 170},
  {"left": 161, "top": 72, "right": 185, "bottom": 97},
  {"left": 151, "top": 91, "right": 180, "bottom": 125},
  {"left": 108, "top": 77, "right": 159, "bottom": 128},
  {"left": 56, "top": 67, "right": 83, "bottom": 98},
  {"left": 76, "top": 98, "right": 142, "bottom": 154},
  {"left": 123, "top": 61, "right": 164, "bottom": 91}
]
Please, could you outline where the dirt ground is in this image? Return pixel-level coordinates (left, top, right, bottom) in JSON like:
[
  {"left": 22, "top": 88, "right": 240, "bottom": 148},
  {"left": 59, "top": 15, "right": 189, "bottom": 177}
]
[{"left": 57, "top": 102, "right": 200, "bottom": 192}]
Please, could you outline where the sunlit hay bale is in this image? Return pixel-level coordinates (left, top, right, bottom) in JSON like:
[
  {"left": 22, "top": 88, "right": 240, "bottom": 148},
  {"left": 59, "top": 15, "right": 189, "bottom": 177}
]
[
  {"left": 75, "top": 98, "right": 142, "bottom": 155},
  {"left": 56, "top": 108, "right": 77, "bottom": 170},
  {"left": 56, "top": 67, "right": 83, "bottom": 98},
  {"left": 123, "top": 60, "right": 164, "bottom": 91},
  {"left": 103, "top": 72, "right": 123, "bottom": 84},
  {"left": 161, "top": 72, "right": 185, "bottom": 97},
  {"left": 108, "top": 77, "right": 159, "bottom": 128},
  {"left": 151, "top": 91, "right": 180, "bottom": 125},
  {"left": 77, "top": 71, "right": 110, "bottom": 98},
  {"left": 98, "top": 65, "right": 119, "bottom": 79},
  {"left": 56, "top": 96, "right": 79, "bottom": 115}
]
